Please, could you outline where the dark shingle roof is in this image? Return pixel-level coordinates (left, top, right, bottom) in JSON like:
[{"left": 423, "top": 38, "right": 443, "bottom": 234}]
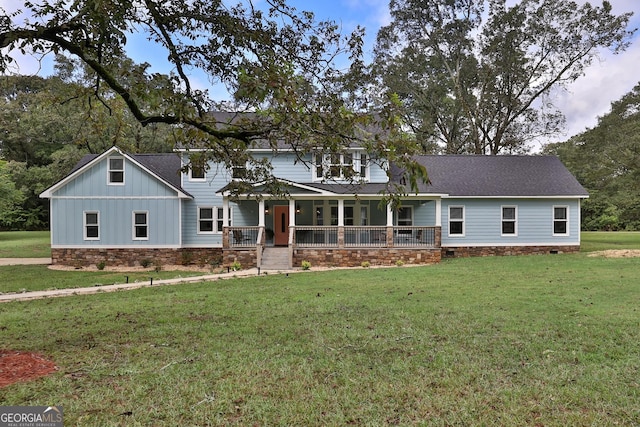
[{"left": 391, "top": 155, "right": 588, "bottom": 197}]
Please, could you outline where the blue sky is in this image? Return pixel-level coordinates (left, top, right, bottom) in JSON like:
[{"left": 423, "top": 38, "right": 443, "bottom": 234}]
[{"left": 2, "top": 0, "right": 640, "bottom": 147}]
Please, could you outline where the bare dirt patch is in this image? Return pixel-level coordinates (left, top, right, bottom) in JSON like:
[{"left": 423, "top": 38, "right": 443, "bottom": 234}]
[
  {"left": 0, "top": 350, "right": 58, "bottom": 387},
  {"left": 587, "top": 249, "right": 640, "bottom": 258},
  {"left": 48, "top": 264, "right": 218, "bottom": 273}
]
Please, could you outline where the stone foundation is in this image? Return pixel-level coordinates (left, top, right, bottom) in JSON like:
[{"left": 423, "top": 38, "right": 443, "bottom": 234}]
[
  {"left": 441, "top": 245, "right": 581, "bottom": 258},
  {"left": 293, "top": 248, "right": 441, "bottom": 268},
  {"left": 223, "top": 248, "right": 258, "bottom": 269},
  {"left": 52, "top": 248, "right": 224, "bottom": 268}
]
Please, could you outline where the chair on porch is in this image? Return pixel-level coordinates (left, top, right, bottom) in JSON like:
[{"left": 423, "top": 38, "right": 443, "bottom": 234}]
[{"left": 232, "top": 229, "right": 252, "bottom": 245}]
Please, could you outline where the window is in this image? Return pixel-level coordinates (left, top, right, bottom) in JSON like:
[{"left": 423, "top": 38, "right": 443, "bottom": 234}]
[
  {"left": 314, "top": 152, "right": 368, "bottom": 181},
  {"left": 84, "top": 211, "right": 99, "bottom": 240},
  {"left": 360, "top": 206, "right": 369, "bottom": 226},
  {"left": 449, "top": 206, "right": 465, "bottom": 236},
  {"left": 501, "top": 206, "right": 517, "bottom": 235},
  {"left": 396, "top": 206, "right": 413, "bottom": 226},
  {"left": 189, "top": 159, "right": 206, "bottom": 181},
  {"left": 198, "top": 207, "right": 231, "bottom": 233},
  {"left": 553, "top": 206, "right": 568, "bottom": 235},
  {"left": 315, "top": 206, "right": 324, "bottom": 226},
  {"left": 344, "top": 206, "right": 354, "bottom": 226},
  {"left": 231, "top": 165, "right": 247, "bottom": 180},
  {"left": 133, "top": 211, "right": 149, "bottom": 240},
  {"left": 198, "top": 207, "right": 214, "bottom": 233},
  {"left": 330, "top": 206, "right": 338, "bottom": 226},
  {"left": 108, "top": 157, "right": 124, "bottom": 184}
]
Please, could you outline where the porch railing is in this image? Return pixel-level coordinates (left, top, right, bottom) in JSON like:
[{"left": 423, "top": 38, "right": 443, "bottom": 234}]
[
  {"left": 294, "top": 226, "right": 339, "bottom": 247},
  {"left": 392, "top": 226, "right": 437, "bottom": 247},
  {"left": 229, "top": 226, "right": 260, "bottom": 248}
]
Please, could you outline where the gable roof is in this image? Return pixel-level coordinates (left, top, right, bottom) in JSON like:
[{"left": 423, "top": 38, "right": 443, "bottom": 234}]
[
  {"left": 40, "top": 147, "right": 192, "bottom": 199},
  {"left": 391, "top": 155, "right": 588, "bottom": 198}
]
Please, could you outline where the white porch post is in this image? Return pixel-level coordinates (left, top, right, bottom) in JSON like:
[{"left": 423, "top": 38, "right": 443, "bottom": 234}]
[
  {"left": 338, "top": 199, "right": 344, "bottom": 226},
  {"left": 289, "top": 199, "right": 296, "bottom": 226},
  {"left": 258, "top": 199, "right": 265, "bottom": 227},
  {"left": 223, "top": 197, "right": 230, "bottom": 226},
  {"left": 386, "top": 202, "right": 393, "bottom": 226},
  {"left": 435, "top": 198, "right": 442, "bottom": 227}
]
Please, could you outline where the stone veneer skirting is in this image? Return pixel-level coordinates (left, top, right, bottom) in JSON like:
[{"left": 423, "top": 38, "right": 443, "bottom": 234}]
[
  {"left": 293, "top": 248, "right": 441, "bottom": 267},
  {"left": 441, "top": 245, "right": 581, "bottom": 258},
  {"left": 52, "top": 248, "right": 225, "bottom": 268},
  {"left": 52, "top": 245, "right": 580, "bottom": 269}
]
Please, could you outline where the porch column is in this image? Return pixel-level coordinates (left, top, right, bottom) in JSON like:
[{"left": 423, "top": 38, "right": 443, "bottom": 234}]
[
  {"left": 258, "top": 199, "right": 265, "bottom": 227},
  {"left": 223, "top": 197, "right": 230, "bottom": 226},
  {"left": 338, "top": 199, "right": 344, "bottom": 247},
  {"left": 435, "top": 198, "right": 442, "bottom": 227},
  {"left": 289, "top": 199, "right": 296, "bottom": 226},
  {"left": 386, "top": 201, "right": 394, "bottom": 248}
]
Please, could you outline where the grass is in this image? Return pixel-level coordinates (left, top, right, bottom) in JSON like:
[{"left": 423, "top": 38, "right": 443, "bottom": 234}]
[
  {"left": 1, "top": 252, "right": 640, "bottom": 425},
  {"left": 0, "top": 265, "right": 208, "bottom": 294},
  {"left": 0, "top": 231, "right": 51, "bottom": 258},
  {"left": 580, "top": 231, "right": 640, "bottom": 252},
  {"left": 0, "top": 231, "right": 639, "bottom": 425}
]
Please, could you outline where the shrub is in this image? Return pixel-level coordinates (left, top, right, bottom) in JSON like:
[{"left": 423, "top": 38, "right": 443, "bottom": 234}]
[
  {"left": 395, "top": 259, "right": 405, "bottom": 267},
  {"left": 140, "top": 259, "right": 152, "bottom": 268},
  {"left": 231, "top": 260, "right": 242, "bottom": 271},
  {"left": 96, "top": 261, "right": 106, "bottom": 270},
  {"left": 361, "top": 261, "right": 371, "bottom": 268},
  {"left": 181, "top": 251, "right": 193, "bottom": 265},
  {"left": 301, "top": 260, "right": 311, "bottom": 270}
]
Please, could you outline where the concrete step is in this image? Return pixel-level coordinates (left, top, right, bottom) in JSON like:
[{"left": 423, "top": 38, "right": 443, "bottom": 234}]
[{"left": 261, "top": 247, "right": 291, "bottom": 270}]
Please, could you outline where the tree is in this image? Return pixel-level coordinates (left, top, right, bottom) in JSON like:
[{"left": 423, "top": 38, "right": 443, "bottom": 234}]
[
  {"left": 0, "top": 0, "right": 427, "bottom": 197},
  {"left": 374, "top": 0, "right": 635, "bottom": 154},
  {"left": 545, "top": 81, "right": 640, "bottom": 230},
  {"left": 0, "top": 160, "right": 26, "bottom": 229}
]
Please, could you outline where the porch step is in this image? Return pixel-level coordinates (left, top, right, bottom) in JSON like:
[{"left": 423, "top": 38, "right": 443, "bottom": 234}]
[{"left": 260, "top": 247, "right": 291, "bottom": 271}]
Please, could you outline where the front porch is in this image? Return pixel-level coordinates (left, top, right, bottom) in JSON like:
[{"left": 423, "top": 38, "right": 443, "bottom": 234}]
[{"left": 223, "top": 225, "right": 442, "bottom": 269}]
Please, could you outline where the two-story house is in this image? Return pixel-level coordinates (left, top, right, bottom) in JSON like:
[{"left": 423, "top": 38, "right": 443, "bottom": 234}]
[{"left": 40, "top": 135, "right": 588, "bottom": 269}]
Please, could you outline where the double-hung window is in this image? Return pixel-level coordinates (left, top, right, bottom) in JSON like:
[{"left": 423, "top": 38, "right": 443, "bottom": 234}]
[
  {"left": 198, "top": 207, "right": 231, "bottom": 234},
  {"left": 501, "top": 206, "right": 517, "bottom": 235},
  {"left": 397, "top": 207, "right": 413, "bottom": 226},
  {"left": 84, "top": 211, "right": 100, "bottom": 240},
  {"left": 108, "top": 157, "right": 124, "bottom": 184},
  {"left": 553, "top": 206, "right": 569, "bottom": 235},
  {"left": 133, "top": 211, "right": 149, "bottom": 240},
  {"left": 449, "top": 206, "right": 465, "bottom": 236}
]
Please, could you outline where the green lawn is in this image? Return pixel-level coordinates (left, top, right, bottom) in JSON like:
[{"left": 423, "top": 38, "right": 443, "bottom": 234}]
[
  {"left": 0, "top": 231, "right": 51, "bottom": 258},
  {"left": 1, "top": 253, "right": 639, "bottom": 426},
  {"left": 580, "top": 231, "right": 640, "bottom": 252}
]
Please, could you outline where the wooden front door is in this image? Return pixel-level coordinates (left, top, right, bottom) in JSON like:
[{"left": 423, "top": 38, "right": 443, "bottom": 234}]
[{"left": 274, "top": 205, "right": 290, "bottom": 246}]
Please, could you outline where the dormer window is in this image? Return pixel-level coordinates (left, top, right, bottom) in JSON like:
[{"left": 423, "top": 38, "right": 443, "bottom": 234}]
[
  {"left": 108, "top": 157, "right": 124, "bottom": 184},
  {"left": 314, "top": 151, "right": 368, "bottom": 181},
  {"left": 232, "top": 165, "right": 248, "bottom": 180}
]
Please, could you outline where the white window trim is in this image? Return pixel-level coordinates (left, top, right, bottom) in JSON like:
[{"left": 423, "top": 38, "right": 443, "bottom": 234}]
[
  {"left": 107, "top": 156, "right": 125, "bottom": 185},
  {"left": 312, "top": 151, "right": 369, "bottom": 182},
  {"left": 188, "top": 161, "right": 206, "bottom": 182},
  {"left": 197, "top": 206, "right": 215, "bottom": 234},
  {"left": 215, "top": 206, "right": 232, "bottom": 233},
  {"left": 552, "top": 205, "right": 570, "bottom": 236},
  {"left": 132, "top": 210, "right": 149, "bottom": 241},
  {"left": 501, "top": 205, "right": 518, "bottom": 237},
  {"left": 83, "top": 211, "right": 100, "bottom": 241},
  {"left": 448, "top": 205, "right": 465, "bottom": 237}
]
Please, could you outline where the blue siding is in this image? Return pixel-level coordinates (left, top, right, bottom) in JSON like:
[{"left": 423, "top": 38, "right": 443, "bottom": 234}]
[
  {"left": 50, "top": 198, "right": 180, "bottom": 246},
  {"left": 441, "top": 199, "right": 581, "bottom": 246},
  {"left": 50, "top": 155, "right": 182, "bottom": 247},
  {"left": 57, "top": 157, "right": 177, "bottom": 197}
]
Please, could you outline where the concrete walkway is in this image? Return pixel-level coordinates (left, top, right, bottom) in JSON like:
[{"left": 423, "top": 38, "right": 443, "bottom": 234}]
[
  {"left": 0, "top": 259, "right": 284, "bottom": 303},
  {"left": 0, "top": 258, "right": 52, "bottom": 266}
]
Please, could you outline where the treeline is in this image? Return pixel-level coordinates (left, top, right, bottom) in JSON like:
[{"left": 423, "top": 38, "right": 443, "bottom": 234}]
[
  {"left": 0, "top": 57, "right": 175, "bottom": 230},
  {"left": 545, "top": 82, "right": 640, "bottom": 231}
]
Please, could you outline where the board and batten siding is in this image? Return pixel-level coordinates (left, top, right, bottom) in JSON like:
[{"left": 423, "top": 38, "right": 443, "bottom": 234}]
[
  {"left": 440, "top": 199, "right": 581, "bottom": 247},
  {"left": 49, "top": 156, "right": 181, "bottom": 247}
]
